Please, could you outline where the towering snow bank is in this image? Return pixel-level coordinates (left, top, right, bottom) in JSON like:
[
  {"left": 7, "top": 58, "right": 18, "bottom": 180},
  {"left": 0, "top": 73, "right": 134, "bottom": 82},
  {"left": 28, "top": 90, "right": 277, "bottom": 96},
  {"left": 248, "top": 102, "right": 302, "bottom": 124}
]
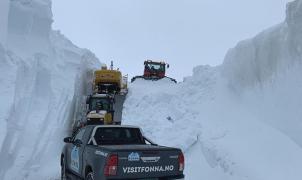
[
  {"left": 0, "top": 0, "right": 100, "bottom": 179},
  {"left": 221, "top": 0, "right": 302, "bottom": 147},
  {"left": 7, "top": 0, "right": 53, "bottom": 55},
  {"left": 222, "top": 0, "right": 302, "bottom": 90},
  {"left": 123, "top": 1, "right": 302, "bottom": 180},
  {"left": 0, "top": 0, "right": 9, "bottom": 45},
  {"left": 125, "top": 74, "right": 302, "bottom": 180},
  {"left": 242, "top": 62, "right": 302, "bottom": 146}
]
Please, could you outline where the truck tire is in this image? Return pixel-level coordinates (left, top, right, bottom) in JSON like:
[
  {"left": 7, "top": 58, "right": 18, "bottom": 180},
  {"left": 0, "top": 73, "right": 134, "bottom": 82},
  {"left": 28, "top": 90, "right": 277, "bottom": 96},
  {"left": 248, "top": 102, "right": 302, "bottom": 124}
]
[
  {"left": 85, "top": 172, "right": 94, "bottom": 180},
  {"left": 61, "top": 157, "right": 69, "bottom": 180}
]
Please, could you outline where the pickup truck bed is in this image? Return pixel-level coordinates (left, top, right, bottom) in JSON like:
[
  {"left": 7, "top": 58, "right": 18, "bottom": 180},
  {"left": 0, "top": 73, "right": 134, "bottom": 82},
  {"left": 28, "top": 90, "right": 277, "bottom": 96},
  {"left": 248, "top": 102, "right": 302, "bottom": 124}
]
[{"left": 61, "top": 125, "right": 185, "bottom": 180}]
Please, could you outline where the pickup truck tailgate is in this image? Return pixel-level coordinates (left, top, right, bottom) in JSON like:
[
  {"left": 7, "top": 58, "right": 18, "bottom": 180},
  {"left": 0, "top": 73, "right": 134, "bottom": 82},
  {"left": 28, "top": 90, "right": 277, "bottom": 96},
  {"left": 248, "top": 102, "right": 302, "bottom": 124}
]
[{"left": 103, "top": 145, "right": 182, "bottom": 179}]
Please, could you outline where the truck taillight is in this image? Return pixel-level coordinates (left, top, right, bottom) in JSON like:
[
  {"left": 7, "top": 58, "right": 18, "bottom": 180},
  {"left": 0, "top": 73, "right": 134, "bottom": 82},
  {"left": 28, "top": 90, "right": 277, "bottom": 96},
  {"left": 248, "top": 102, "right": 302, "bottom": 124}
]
[
  {"left": 178, "top": 152, "right": 185, "bottom": 171},
  {"left": 104, "top": 154, "right": 118, "bottom": 176}
]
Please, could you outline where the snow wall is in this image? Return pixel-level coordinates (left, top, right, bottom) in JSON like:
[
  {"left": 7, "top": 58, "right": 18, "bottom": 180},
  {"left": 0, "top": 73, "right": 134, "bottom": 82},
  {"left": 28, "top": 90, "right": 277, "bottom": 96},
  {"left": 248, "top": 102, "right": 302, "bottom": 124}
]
[
  {"left": 222, "top": 0, "right": 302, "bottom": 89},
  {"left": 0, "top": 0, "right": 9, "bottom": 46},
  {"left": 123, "top": 0, "right": 302, "bottom": 180},
  {"left": 0, "top": 0, "right": 100, "bottom": 179},
  {"left": 222, "top": 0, "right": 302, "bottom": 147}
]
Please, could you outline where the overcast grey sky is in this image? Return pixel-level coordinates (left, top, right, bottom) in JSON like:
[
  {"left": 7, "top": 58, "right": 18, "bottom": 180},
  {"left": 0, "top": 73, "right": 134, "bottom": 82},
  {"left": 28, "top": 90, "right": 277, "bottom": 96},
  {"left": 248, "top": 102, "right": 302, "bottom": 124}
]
[{"left": 52, "top": 0, "right": 290, "bottom": 81}]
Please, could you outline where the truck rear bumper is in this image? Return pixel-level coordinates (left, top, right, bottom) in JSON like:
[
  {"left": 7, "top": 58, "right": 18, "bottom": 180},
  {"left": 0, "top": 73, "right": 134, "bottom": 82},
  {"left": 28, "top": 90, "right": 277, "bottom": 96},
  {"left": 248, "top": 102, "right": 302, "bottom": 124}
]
[
  {"left": 172, "top": 174, "right": 185, "bottom": 179},
  {"left": 106, "top": 174, "right": 185, "bottom": 180}
]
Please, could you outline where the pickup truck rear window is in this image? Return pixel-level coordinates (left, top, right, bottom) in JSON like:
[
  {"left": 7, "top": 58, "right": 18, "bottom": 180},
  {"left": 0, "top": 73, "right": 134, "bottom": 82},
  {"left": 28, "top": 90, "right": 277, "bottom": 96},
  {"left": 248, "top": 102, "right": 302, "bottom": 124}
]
[{"left": 94, "top": 127, "right": 145, "bottom": 145}]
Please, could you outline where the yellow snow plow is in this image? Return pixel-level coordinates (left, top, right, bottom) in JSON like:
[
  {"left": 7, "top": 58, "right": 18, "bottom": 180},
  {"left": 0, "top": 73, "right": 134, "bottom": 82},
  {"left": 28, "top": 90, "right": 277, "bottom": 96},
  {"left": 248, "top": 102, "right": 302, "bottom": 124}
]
[{"left": 93, "top": 62, "right": 128, "bottom": 95}]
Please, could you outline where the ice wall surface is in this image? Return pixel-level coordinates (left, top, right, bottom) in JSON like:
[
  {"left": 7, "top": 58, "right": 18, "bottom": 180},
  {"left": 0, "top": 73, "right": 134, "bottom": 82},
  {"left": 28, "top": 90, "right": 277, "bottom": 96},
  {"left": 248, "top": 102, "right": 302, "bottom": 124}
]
[
  {"left": 7, "top": 0, "right": 53, "bottom": 55},
  {"left": 222, "top": 0, "right": 302, "bottom": 146},
  {"left": 0, "top": 0, "right": 100, "bottom": 179},
  {"left": 0, "top": 0, "right": 9, "bottom": 45},
  {"left": 222, "top": 0, "right": 302, "bottom": 90}
]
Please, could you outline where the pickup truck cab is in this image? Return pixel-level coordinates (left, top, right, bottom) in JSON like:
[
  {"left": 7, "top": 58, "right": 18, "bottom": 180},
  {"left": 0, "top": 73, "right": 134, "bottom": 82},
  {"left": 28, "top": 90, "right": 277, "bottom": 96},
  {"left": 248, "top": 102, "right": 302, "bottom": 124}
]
[{"left": 61, "top": 125, "right": 185, "bottom": 180}]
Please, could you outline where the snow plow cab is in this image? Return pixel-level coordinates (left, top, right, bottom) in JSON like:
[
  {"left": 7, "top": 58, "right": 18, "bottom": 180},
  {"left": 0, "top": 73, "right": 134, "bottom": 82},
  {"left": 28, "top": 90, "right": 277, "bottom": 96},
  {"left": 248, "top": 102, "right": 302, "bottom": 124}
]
[
  {"left": 131, "top": 60, "right": 177, "bottom": 83},
  {"left": 93, "top": 62, "right": 128, "bottom": 95},
  {"left": 85, "top": 94, "right": 115, "bottom": 125}
]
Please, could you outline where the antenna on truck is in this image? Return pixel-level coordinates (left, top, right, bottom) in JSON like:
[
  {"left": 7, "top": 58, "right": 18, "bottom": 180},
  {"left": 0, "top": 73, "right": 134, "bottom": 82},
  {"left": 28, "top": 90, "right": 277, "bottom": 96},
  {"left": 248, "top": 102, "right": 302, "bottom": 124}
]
[{"left": 110, "top": 61, "right": 114, "bottom": 70}]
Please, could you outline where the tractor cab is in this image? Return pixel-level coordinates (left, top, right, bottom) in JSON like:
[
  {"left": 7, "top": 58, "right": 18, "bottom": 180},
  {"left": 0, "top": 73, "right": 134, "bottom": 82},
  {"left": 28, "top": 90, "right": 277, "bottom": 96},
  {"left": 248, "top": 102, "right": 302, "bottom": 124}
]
[
  {"left": 86, "top": 94, "right": 115, "bottom": 125},
  {"left": 131, "top": 60, "right": 176, "bottom": 83},
  {"left": 144, "top": 60, "right": 168, "bottom": 79},
  {"left": 87, "top": 95, "right": 114, "bottom": 112}
]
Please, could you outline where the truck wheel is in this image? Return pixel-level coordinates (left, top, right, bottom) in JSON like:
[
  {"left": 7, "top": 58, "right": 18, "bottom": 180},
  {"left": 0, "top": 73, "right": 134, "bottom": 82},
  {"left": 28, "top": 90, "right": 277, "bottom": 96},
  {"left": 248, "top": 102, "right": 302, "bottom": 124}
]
[
  {"left": 61, "top": 157, "right": 68, "bottom": 180},
  {"left": 85, "top": 172, "right": 94, "bottom": 180}
]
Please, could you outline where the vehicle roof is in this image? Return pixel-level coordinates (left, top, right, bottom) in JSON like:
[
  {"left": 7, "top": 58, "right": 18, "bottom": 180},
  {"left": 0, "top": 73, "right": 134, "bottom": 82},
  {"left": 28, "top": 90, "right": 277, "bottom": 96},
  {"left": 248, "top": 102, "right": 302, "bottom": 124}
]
[
  {"left": 145, "top": 60, "right": 166, "bottom": 65},
  {"left": 94, "top": 69, "right": 121, "bottom": 73},
  {"left": 91, "top": 94, "right": 113, "bottom": 98},
  {"left": 86, "top": 125, "right": 140, "bottom": 129}
]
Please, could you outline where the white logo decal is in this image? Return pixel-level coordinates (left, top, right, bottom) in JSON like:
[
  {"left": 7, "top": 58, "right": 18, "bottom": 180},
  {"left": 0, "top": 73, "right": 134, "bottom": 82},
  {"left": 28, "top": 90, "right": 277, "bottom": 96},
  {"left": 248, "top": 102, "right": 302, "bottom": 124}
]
[
  {"left": 128, "top": 152, "right": 140, "bottom": 162},
  {"left": 70, "top": 146, "right": 80, "bottom": 173},
  {"left": 122, "top": 165, "right": 174, "bottom": 174}
]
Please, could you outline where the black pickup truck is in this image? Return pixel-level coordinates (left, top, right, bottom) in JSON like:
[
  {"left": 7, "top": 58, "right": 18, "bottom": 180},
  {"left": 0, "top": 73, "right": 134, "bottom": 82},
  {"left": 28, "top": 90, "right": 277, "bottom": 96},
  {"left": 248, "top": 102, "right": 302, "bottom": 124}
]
[{"left": 61, "top": 125, "right": 185, "bottom": 180}]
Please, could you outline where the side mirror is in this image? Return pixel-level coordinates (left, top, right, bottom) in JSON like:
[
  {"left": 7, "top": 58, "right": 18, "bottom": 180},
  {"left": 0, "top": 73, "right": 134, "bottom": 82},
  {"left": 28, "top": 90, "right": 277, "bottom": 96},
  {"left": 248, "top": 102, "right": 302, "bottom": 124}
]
[
  {"left": 64, "top": 137, "right": 72, "bottom": 143},
  {"left": 167, "top": 64, "right": 170, "bottom": 68},
  {"left": 74, "top": 139, "right": 83, "bottom": 147}
]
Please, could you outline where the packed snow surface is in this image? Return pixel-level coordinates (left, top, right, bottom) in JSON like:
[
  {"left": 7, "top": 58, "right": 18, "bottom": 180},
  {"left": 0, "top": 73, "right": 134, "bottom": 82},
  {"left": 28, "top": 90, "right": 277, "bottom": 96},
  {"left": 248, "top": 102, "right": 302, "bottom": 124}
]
[
  {"left": 124, "top": 66, "right": 302, "bottom": 180},
  {"left": 1, "top": 0, "right": 302, "bottom": 180}
]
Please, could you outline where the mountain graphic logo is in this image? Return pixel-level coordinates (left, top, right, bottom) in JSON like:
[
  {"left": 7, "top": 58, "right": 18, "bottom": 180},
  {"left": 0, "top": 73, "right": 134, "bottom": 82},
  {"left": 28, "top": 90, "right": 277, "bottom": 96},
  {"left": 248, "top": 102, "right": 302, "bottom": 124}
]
[{"left": 128, "top": 152, "right": 140, "bottom": 161}]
